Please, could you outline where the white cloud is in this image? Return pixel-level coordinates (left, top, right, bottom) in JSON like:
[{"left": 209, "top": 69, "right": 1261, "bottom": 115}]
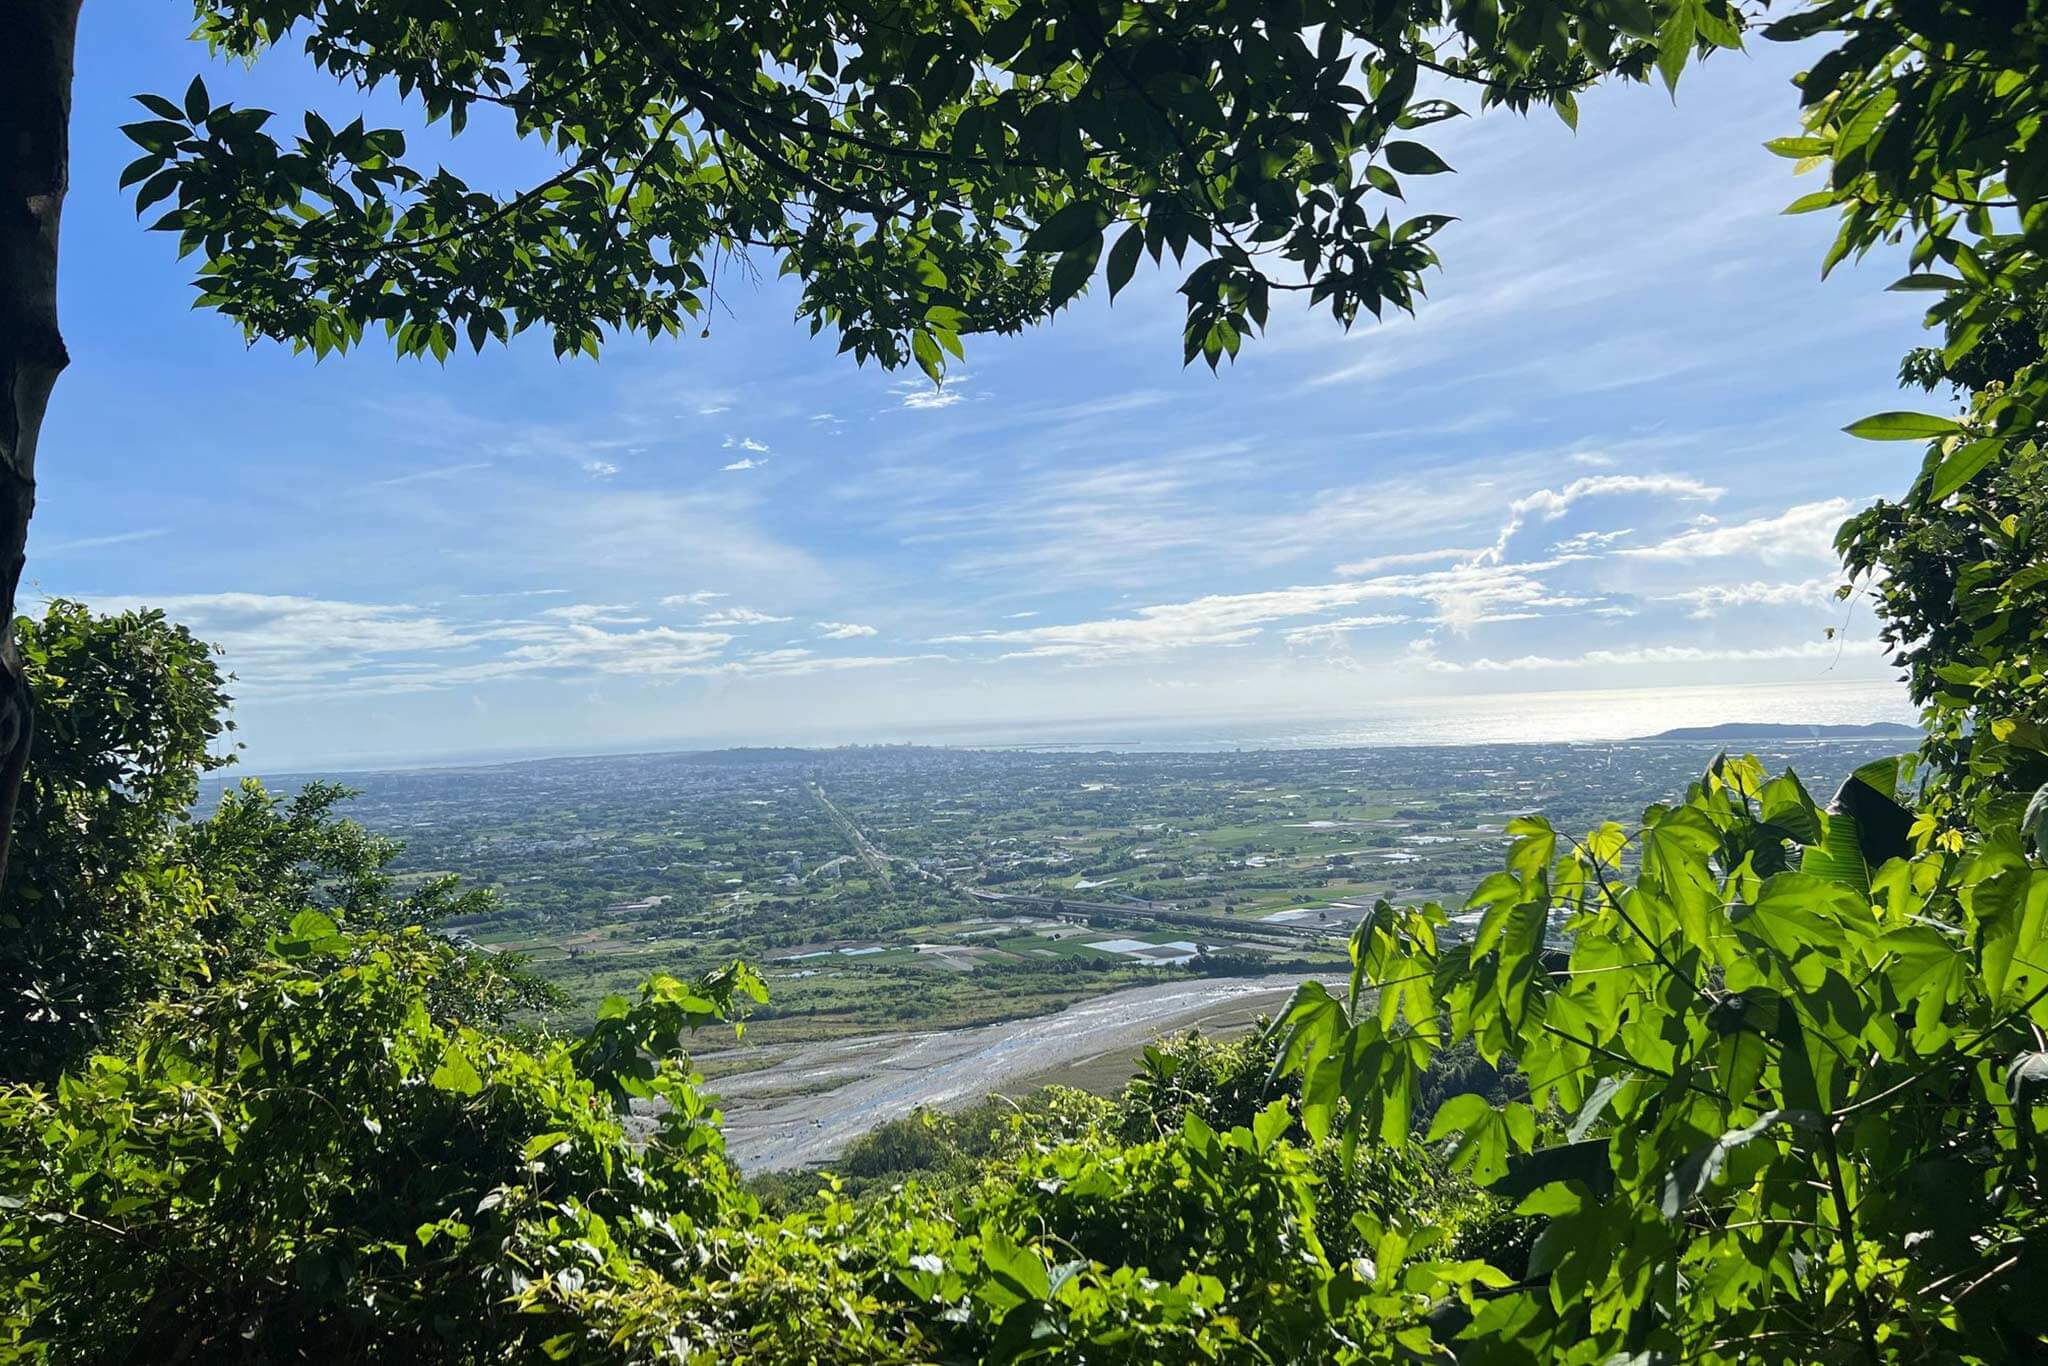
[
  {"left": 1622, "top": 499, "right": 1852, "bottom": 563},
  {"left": 661, "top": 590, "right": 726, "bottom": 607},
  {"left": 1412, "top": 639, "right": 1841, "bottom": 674},
  {"left": 1660, "top": 578, "right": 1842, "bottom": 617},
  {"left": 723, "top": 435, "right": 770, "bottom": 452},
  {"left": 582, "top": 460, "right": 620, "bottom": 477},
  {"left": 1551, "top": 528, "right": 1633, "bottom": 553},
  {"left": 370, "top": 461, "right": 493, "bottom": 488},
  {"left": 938, "top": 563, "right": 1582, "bottom": 660},
  {"left": 1333, "top": 547, "right": 1485, "bottom": 576},
  {"left": 1005, "top": 610, "right": 1039, "bottom": 619},
  {"left": 722, "top": 456, "right": 768, "bottom": 471},
  {"left": 538, "top": 602, "right": 650, "bottom": 625},
  {"left": 700, "top": 606, "right": 793, "bottom": 627},
  {"left": 35, "top": 527, "right": 170, "bottom": 556},
  {"left": 894, "top": 377, "right": 967, "bottom": 410},
  {"left": 816, "top": 621, "right": 879, "bottom": 639},
  {"left": 1476, "top": 474, "right": 1721, "bottom": 565},
  {"left": 86, "top": 592, "right": 483, "bottom": 691},
  {"left": 497, "top": 624, "right": 735, "bottom": 677},
  {"left": 1283, "top": 614, "right": 1411, "bottom": 646}
]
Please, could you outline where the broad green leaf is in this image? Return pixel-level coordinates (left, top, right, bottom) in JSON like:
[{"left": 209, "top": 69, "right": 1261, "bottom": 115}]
[
  {"left": 1024, "top": 201, "right": 1109, "bottom": 254},
  {"left": 430, "top": 1043, "right": 484, "bottom": 1095},
  {"left": 1926, "top": 438, "right": 1999, "bottom": 501},
  {"left": 1842, "top": 411, "right": 1963, "bottom": 440},
  {"left": 1383, "top": 141, "right": 1452, "bottom": 175},
  {"left": 1761, "top": 771, "right": 1822, "bottom": 845}
]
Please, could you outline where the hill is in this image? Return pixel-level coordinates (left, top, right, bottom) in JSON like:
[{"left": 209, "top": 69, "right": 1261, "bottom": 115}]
[{"left": 1638, "top": 721, "right": 1920, "bottom": 742}]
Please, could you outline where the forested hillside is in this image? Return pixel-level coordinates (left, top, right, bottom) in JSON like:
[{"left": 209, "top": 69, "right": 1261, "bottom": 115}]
[{"left": 4, "top": 0, "right": 2047, "bottom": 1360}]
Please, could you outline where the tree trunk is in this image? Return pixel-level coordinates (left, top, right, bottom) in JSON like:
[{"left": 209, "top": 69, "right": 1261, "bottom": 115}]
[{"left": 0, "top": 0, "right": 83, "bottom": 884}]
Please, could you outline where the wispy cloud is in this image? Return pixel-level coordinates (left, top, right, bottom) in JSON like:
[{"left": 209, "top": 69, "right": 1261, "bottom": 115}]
[
  {"left": 1551, "top": 528, "right": 1633, "bottom": 553},
  {"left": 893, "top": 376, "right": 967, "bottom": 410},
  {"left": 370, "top": 461, "right": 493, "bottom": 488},
  {"left": 700, "top": 606, "right": 793, "bottom": 627},
  {"left": 1283, "top": 614, "right": 1411, "bottom": 646},
  {"left": 662, "top": 590, "right": 726, "bottom": 607},
  {"left": 1621, "top": 499, "right": 1852, "bottom": 563},
  {"left": 1660, "top": 578, "right": 1842, "bottom": 617},
  {"left": 723, "top": 435, "right": 770, "bottom": 453},
  {"left": 816, "top": 621, "right": 878, "bottom": 639},
  {"left": 1475, "top": 474, "right": 1721, "bottom": 565},
  {"left": 34, "top": 527, "right": 170, "bottom": 556},
  {"left": 722, "top": 456, "right": 768, "bottom": 471},
  {"left": 538, "top": 602, "right": 649, "bottom": 625},
  {"left": 1333, "top": 547, "right": 1483, "bottom": 576},
  {"left": 1414, "top": 639, "right": 1842, "bottom": 673},
  {"left": 937, "top": 564, "right": 1584, "bottom": 661}
]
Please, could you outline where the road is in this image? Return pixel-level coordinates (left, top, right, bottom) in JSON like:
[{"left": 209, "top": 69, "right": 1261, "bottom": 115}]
[
  {"left": 806, "top": 779, "right": 891, "bottom": 885},
  {"left": 709, "top": 972, "right": 1331, "bottom": 1170}
]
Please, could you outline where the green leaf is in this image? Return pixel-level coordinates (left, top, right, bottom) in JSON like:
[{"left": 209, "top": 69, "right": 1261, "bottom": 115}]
[
  {"left": 1105, "top": 224, "right": 1143, "bottom": 300},
  {"left": 911, "top": 330, "right": 944, "bottom": 382},
  {"left": 1926, "top": 438, "right": 1999, "bottom": 501},
  {"left": 1761, "top": 771, "right": 1822, "bottom": 845},
  {"left": 1783, "top": 190, "right": 1841, "bottom": 214},
  {"left": 287, "top": 908, "right": 338, "bottom": 941},
  {"left": 1024, "top": 201, "right": 1109, "bottom": 253},
  {"left": 1382, "top": 141, "right": 1452, "bottom": 176},
  {"left": 1657, "top": 0, "right": 1697, "bottom": 93},
  {"left": 980, "top": 1223, "right": 1049, "bottom": 1302},
  {"left": 523, "top": 1131, "right": 571, "bottom": 1161},
  {"left": 1886, "top": 273, "right": 1967, "bottom": 292},
  {"left": 430, "top": 1044, "right": 485, "bottom": 1096},
  {"left": 1048, "top": 237, "right": 1102, "bottom": 307},
  {"left": 1842, "top": 411, "right": 1963, "bottom": 440},
  {"left": 134, "top": 93, "right": 186, "bottom": 122},
  {"left": 1488, "top": 1139, "right": 1614, "bottom": 1201},
  {"left": 1763, "top": 136, "right": 1830, "bottom": 158}
]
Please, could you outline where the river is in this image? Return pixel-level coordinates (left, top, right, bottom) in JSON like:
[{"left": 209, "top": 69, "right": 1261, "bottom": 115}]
[{"left": 708, "top": 972, "right": 1329, "bottom": 1170}]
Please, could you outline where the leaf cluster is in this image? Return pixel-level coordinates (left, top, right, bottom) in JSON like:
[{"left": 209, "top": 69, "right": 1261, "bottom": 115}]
[{"left": 128, "top": 0, "right": 1737, "bottom": 373}]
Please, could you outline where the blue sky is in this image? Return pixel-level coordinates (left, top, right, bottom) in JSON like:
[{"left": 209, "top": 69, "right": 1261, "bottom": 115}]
[{"left": 42, "top": 7, "right": 1934, "bottom": 768}]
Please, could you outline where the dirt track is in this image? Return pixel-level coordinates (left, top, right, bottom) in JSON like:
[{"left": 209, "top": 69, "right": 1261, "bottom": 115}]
[{"left": 710, "top": 973, "right": 1329, "bottom": 1171}]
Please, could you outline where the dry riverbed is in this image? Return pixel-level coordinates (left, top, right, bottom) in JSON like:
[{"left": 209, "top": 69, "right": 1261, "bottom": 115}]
[{"left": 704, "top": 972, "right": 1331, "bottom": 1171}]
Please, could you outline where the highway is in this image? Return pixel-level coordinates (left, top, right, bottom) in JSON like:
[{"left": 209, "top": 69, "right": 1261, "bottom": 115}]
[{"left": 806, "top": 779, "right": 891, "bottom": 885}]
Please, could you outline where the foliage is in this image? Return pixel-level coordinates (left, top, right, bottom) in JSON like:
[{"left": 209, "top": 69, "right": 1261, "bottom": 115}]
[
  {"left": 125, "top": 0, "right": 1741, "bottom": 373},
  {"left": 1781, "top": 0, "right": 2048, "bottom": 835},
  {"left": 1271, "top": 754, "right": 2048, "bottom": 1361},
  {"left": 0, "top": 602, "right": 233, "bottom": 1079},
  {"left": 0, "top": 602, "right": 552, "bottom": 1082},
  {"left": 0, "top": 930, "right": 761, "bottom": 1362}
]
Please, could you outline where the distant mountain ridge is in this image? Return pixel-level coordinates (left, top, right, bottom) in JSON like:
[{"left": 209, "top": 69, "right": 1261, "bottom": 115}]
[{"left": 1638, "top": 722, "right": 1920, "bottom": 742}]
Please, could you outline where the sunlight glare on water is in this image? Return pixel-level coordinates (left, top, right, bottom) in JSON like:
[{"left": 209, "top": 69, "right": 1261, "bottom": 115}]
[{"left": 926, "top": 680, "right": 1917, "bottom": 752}]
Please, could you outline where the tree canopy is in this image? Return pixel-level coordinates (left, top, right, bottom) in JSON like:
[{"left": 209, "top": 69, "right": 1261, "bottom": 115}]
[{"left": 123, "top": 0, "right": 1741, "bottom": 372}]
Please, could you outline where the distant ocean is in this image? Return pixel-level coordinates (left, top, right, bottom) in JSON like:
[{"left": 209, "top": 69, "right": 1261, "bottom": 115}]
[
  {"left": 245, "top": 679, "right": 1920, "bottom": 775},
  {"left": 861, "top": 681, "right": 1920, "bottom": 754}
]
